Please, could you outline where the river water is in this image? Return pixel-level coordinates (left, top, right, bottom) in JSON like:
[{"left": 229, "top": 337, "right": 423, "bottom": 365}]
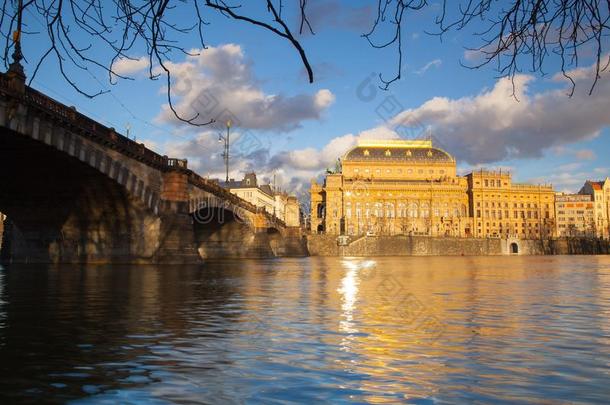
[{"left": 0, "top": 256, "right": 609, "bottom": 404}]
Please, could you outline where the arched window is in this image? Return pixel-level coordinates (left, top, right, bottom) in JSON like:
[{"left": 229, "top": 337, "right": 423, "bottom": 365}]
[
  {"left": 398, "top": 203, "right": 406, "bottom": 218},
  {"left": 408, "top": 202, "right": 419, "bottom": 218},
  {"left": 433, "top": 204, "right": 440, "bottom": 217},
  {"left": 386, "top": 203, "right": 395, "bottom": 218},
  {"left": 316, "top": 203, "right": 325, "bottom": 218},
  {"left": 346, "top": 202, "right": 352, "bottom": 218},
  {"left": 356, "top": 203, "right": 362, "bottom": 218},
  {"left": 374, "top": 202, "right": 382, "bottom": 217},
  {"left": 421, "top": 202, "right": 430, "bottom": 218}
]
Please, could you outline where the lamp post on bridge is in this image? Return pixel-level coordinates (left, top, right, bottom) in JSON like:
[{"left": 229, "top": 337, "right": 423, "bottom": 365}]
[
  {"left": 8, "top": 0, "right": 26, "bottom": 88},
  {"left": 218, "top": 120, "right": 231, "bottom": 183}
]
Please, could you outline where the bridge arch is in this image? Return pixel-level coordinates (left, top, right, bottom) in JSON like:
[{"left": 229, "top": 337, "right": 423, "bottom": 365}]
[{"left": 0, "top": 127, "right": 163, "bottom": 263}]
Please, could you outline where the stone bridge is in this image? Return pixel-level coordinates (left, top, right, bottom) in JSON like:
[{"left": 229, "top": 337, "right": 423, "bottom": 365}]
[{"left": 0, "top": 71, "right": 304, "bottom": 263}]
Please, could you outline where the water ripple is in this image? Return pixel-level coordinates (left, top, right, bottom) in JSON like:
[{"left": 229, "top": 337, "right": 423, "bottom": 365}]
[{"left": 0, "top": 257, "right": 609, "bottom": 403}]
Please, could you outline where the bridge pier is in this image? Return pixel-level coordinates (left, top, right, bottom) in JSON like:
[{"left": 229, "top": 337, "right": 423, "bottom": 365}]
[{"left": 155, "top": 171, "right": 200, "bottom": 263}]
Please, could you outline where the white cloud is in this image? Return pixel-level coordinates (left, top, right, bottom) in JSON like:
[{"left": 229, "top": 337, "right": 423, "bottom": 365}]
[
  {"left": 112, "top": 56, "right": 148, "bottom": 76},
  {"left": 528, "top": 169, "right": 602, "bottom": 193},
  {"left": 268, "top": 126, "right": 399, "bottom": 172},
  {"left": 389, "top": 64, "right": 610, "bottom": 164},
  {"left": 415, "top": 59, "right": 442, "bottom": 75},
  {"left": 152, "top": 59, "right": 610, "bottom": 197},
  {"left": 155, "top": 44, "right": 334, "bottom": 131}
]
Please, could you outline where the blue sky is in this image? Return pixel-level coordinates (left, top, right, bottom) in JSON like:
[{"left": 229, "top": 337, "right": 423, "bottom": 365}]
[{"left": 17, "top": 0, "right": 610, "bottom": 194}]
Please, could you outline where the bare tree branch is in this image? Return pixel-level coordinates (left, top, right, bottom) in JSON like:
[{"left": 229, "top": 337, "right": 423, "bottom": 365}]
[{"left": 1, "top": 0, "right": 607, "bottom": 129}]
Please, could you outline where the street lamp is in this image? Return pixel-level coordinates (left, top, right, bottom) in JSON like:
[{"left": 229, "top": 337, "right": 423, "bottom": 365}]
[{"left": 218, "top": 120, "right": 231, "bottom": 183}]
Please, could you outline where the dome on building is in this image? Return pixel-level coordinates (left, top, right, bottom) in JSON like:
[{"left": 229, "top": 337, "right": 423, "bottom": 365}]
[{"left": 342, "top": 139, "right": 454, "bottom": 163}]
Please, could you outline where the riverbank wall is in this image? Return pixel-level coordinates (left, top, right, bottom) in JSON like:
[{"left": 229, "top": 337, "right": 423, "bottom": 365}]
[{"left": 306, "top": 235, "right": 610, "bottom": 256}]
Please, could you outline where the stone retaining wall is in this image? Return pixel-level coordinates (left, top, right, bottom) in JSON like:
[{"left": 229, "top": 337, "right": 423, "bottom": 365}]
[{"left": 307, "top": 235, "right": 610, "bottom": 256}]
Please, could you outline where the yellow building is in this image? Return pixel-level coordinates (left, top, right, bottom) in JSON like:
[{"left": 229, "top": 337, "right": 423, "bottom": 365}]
[
  {"left": 466, "top": 170, "right": 555, "bottom": 239},
  {"left": 311, "top": 139, "right": 556, "bottom": 239},
  {"left": 311, "top": 140, "right": 472, "bottom": 237}
]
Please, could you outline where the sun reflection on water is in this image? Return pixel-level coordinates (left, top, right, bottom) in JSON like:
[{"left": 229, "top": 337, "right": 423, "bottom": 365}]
[{"left": 338, "top": 259, "right": 362, "bottom": 338}]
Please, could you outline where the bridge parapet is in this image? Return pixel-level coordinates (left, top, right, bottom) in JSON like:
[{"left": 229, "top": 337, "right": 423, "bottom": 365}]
[
  {"left": 0, "top": 72, "right": 172, "bottom": 170},
  {"left": 186, "top": 171, "right": 287, "bottom": 229}
]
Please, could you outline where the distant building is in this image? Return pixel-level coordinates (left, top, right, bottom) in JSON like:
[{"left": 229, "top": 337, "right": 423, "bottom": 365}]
[
  {"left": 310, "top": 139, "right": 556, "bottom": 239},
  {"left": 311, "top": 139, "right": 472, "bottom": 237},
  {"left": 223, "top": 173, "right": 300, "bottom": 227},
  {"left": 554, "top": 194, "right": 595, "bottom": 237},
  {"left": 466, "top": 170, "right": 555, "bottom": 239},
  {"left": 579, "top": 177, "right": 610, "bottom": 238}
]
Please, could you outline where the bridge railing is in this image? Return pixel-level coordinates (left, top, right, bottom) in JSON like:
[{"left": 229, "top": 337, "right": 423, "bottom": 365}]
[
  {"left": 0, "top": 72, "right": 170, "bottom": 169},
  {"left": 187, "top": 172, "right": 287, "bottom": 227}
]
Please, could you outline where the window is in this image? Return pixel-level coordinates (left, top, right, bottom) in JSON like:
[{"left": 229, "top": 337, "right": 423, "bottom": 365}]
[
  {"left": 408, "top": 202, "right": 419, "bottom": 218},
  {"left": 363, "top": 149, "right": 370, "bottom": 156},
  {"left": 421, "top": 203, "right": 430, "bottom": 218},
  {"left": 398, "top": 203, "right": 406, "bottom": 218},
  {"left": 386, "top": 203, "right": 395, "bottom": 218},
  {"left": 385, "top": 149, "right": 391, "bottom": 156}
]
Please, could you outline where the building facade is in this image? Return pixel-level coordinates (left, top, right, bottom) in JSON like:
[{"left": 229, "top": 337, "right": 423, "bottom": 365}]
[
  {"left": 466, "top": 170, "right": 555, "bottom": 239},
  {"left": 579, "top": 178, "right": 610, "bottom": 238},
  {"left": 310, "top": 139, "right": 557, "bottom": 239},
  {"left": 554, "top": 194, "right": 595, "bottom": 237},
  {"left": 224, "top": 173, "right": 300, "bottom": 227},
  {"left": 311, "top": 140, "right": 473, "bottom": 237}
]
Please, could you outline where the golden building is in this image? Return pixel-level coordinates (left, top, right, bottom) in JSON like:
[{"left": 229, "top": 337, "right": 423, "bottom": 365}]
[
  {"left": 310, "top": 139, "right": 556, "bottom": 239},
  {"left": 466, "top": 170, "right": 555, "bottom": 239},
  {"left": 311, "top": 140, "right": 472, "bottom": 237}
]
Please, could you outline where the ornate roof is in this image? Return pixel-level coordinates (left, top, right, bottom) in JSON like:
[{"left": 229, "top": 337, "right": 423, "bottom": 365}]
[{"left": 343, "top": 140, "right": 454, "bottom": 163}]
